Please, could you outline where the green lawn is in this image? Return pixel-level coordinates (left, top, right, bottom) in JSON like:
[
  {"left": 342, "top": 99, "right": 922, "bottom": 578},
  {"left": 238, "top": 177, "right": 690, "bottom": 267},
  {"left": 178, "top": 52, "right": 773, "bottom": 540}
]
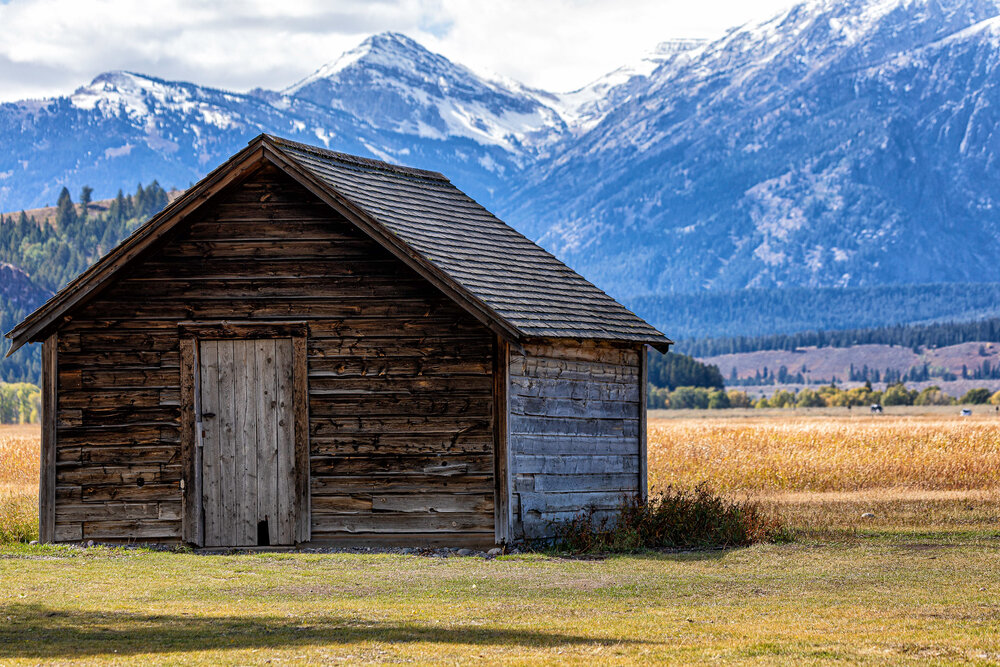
[{"left": 2, "top": 534, "right": 999, "bottom": 665}]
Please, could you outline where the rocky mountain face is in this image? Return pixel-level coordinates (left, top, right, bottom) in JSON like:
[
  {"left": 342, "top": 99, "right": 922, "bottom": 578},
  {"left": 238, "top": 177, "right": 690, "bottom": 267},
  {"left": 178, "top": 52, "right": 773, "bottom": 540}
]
[
  {"left": 3, "top": 1, "right": 1000, "bottom": 312},
  {"left": 0, "top": 33, "right": 567, "bottom": 212},
  {"left": 504, "top": 0, "right": 1000, "bottom": 295},
  {"left": 0, "top": 262, "right": 50, "bottom": 313},
  {"left": 281, "top": 33, "right": 567, "bottom": 154}
]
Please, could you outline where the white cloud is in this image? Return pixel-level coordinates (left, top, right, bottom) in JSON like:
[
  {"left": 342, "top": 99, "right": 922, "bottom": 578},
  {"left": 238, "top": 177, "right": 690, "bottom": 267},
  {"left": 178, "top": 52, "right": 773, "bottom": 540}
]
[{"left": 0, "top": 0, "right": 795, "bottom": 102}]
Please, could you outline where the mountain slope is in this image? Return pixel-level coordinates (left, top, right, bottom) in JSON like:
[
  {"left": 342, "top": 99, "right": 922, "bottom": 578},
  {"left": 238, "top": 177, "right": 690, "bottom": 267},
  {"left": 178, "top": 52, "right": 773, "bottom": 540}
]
[
  {"left": 0, "top": 262, "right": 51, "bottom": 383},
  {"left": 283, "top": 32, "right": 567, "bottom": 154},
  {"left": 0, "top": 35, "right": 564, "bottom": 213},
  {"left": 6, "top": 2, "right": 1000, "bottom": 323},
  {"left": 0, "top": 262, "right": 50, "bottom": 314},
  {"left": 501, "top": 0, "right": 1000, "bottom": 296}
]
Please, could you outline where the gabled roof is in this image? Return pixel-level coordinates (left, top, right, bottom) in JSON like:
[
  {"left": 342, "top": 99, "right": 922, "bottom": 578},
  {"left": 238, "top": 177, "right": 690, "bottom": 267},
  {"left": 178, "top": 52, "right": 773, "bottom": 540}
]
[{"left": 6, "top": 134, "right": 672, "bottom": 355}]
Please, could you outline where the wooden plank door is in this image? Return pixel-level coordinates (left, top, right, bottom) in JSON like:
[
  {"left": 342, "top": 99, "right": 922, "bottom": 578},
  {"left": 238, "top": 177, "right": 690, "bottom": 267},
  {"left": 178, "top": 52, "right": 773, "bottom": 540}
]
[{"left": 198, "top": 338, "right": 296, "bottom": 546}]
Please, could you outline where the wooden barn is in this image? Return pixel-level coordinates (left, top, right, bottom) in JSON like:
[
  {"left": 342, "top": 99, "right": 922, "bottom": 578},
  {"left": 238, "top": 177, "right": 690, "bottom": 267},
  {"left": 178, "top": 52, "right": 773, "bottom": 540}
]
[{"left": 6, "top": 135, "right": 672, "bottom": 548}]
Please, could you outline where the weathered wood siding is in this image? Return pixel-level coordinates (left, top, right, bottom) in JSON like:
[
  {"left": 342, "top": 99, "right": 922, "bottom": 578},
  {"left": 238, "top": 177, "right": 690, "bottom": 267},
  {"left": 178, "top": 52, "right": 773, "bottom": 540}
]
[
  {"left": 52, "top": 165, "right": 495, "bottom": 545},
  {"left": 508, "top": 340, "right": 642, "bottom": 540}
]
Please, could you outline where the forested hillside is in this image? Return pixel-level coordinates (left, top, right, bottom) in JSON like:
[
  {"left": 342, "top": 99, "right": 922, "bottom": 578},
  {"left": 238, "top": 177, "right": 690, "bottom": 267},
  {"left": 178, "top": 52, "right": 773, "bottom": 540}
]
[
  {"left": 630, "top": 284, "right": 1000, "bottom": 341},
  {"left": 647, "top": 351, "right": 724, "bottom": 391},
  {"left": 0, "top": 183, "right": 169, "bottom": 382}
]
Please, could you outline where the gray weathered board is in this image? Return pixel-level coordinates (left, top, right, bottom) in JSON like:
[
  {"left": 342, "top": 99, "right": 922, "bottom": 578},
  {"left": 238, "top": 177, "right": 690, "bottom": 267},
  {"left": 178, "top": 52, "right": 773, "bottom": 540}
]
[{"left": 198, "top": 338, "right": 295, "bottom": 546}]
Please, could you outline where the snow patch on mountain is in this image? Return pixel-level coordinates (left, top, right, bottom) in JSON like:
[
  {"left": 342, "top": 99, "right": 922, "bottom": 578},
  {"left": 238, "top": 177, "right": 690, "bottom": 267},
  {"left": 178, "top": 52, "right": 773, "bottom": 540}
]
[
  {"left": 552, "top": 39, "right": 707, "bottom": 130},
  {"left": 284, "top": 32, "right": 568, "bottom": 154}
]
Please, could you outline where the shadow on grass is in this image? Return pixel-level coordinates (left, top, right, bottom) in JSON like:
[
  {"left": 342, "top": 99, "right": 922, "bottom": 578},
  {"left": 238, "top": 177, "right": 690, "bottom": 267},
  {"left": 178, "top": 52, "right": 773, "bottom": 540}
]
[
  {"left": 538, "top": 547, "right": 736, "bottom": 563},
  {"left": 0, "top": 603, "right": 650, "bottom": 659}
]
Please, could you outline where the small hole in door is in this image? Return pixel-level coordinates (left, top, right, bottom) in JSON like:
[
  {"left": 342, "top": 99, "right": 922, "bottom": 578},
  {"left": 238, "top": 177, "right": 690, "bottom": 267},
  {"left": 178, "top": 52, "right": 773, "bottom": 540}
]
[{"left": 257, "top": 520, "right": 270, "bottom": 547}]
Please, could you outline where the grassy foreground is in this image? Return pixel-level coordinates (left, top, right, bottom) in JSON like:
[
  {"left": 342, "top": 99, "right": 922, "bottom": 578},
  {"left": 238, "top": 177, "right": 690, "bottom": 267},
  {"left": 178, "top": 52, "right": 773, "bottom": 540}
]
[{"left": 1, "top": 536, "right": 999, "bottom": 665}]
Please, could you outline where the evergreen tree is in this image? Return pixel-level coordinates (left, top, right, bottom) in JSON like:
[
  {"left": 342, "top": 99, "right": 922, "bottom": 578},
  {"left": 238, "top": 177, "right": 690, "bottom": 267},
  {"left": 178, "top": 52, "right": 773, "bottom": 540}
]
[
  {"left": 55, "top": 187, "right": 77, "bottom": 228},
  {"left": 647, "top": 350, "right": 725, "bottom": 391},
  {"left": 79, "top": 186, "right": 93, "bottom": 221}
]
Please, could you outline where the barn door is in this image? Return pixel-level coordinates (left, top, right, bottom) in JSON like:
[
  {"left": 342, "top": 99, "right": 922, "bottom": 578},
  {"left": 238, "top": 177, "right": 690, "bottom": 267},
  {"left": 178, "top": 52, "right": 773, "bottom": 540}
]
[{"left": 197, "top": 338, "right": 296, "bottom": 547}]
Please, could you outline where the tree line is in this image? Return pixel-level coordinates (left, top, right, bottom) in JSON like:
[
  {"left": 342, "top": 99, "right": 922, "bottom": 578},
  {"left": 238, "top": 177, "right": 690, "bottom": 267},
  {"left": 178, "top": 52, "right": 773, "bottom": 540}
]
[
  {"left": 629, "top": 283, "right": 1000, "bottom": 341},
  {"left": 0, "top": 382, "right": 40, "bottom": 424},
  {"left": 0, "top": 182, "right": 170, "bottom": 384},
  {"left": 648, "top": 382, "right": 1000, "bottom": 410},
  {"left": 677, "top": 317, "right": 1000, "bottom": 358},
  {"left": 0, "top": 182, "right": 169, "bottom": 293},
  {"left": 647, "top": 350, "right": 724, "bottom": 390}
]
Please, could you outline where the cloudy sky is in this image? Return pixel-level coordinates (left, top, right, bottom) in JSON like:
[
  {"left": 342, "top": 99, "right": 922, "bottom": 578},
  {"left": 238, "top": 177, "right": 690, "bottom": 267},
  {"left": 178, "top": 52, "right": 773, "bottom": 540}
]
[{"left": 0, "top": 0, "right": 795, "bottom": 102}]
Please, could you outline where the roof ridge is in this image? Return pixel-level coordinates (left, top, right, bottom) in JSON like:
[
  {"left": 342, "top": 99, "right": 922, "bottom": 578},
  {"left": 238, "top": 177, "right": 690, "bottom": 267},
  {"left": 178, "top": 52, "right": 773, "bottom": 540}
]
[{"left": 261, "top": 134, "right": 449, "bottom": 182}]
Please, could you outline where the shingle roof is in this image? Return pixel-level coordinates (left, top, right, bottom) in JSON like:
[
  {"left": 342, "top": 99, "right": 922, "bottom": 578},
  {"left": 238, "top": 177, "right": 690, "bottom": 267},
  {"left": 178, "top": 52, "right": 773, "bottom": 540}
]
[
  {"left": 267, "top": 136, "right": 671, "bottom": 347},
  {"left": 6, "top": 134, "right": 671, "bottom": 354}
]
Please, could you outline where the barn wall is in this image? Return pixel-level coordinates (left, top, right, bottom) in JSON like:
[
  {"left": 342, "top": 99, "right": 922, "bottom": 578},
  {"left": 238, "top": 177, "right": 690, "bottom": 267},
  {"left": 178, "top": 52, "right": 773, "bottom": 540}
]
[
  {"left": 52, "top": 165, "right": 496, "bottom": 545},
  {"left": 507, "top": 340, "right": 642, "bottom": 541}
]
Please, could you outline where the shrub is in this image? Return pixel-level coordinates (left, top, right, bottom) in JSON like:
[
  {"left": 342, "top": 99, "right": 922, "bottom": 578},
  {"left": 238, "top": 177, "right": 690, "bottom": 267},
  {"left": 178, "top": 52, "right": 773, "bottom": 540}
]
[
  {"left": 726, "top": 390, "right": 753, "bottom": 408},
  {"left": 960, "top": 388, "right": 992, "bottom": 405},
  {"left": 882, "top": 383, "right": 917, "bottom": 406},
  {"left": 795, "top": 388, "right": 825, "bottom": 408},
  {"left": 707, "top": 389, "right": 730, "bottom": 409},
  {"left": 768, "top": 389, "right": 796, "bottom": 408},
  {"left": 915, "top": 386, "right": 953, "bottom": 406},
  {"left": 551, "top": 484, "right": 789, "bottom": 553},
  {"left": 668, "top": 386, "right": 710, "bottom": 410},
  {"left": 990, "top": 390, "right": 1000, "bottom": 406},
  {"left": 647, "top": 385, "right": 670, "bottom": 409}
]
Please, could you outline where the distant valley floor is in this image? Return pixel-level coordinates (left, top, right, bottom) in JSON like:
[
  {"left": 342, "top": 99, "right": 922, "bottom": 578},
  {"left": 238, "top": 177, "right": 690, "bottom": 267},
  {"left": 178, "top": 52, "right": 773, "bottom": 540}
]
[{"left": 698, "top": 341, "right": 1000, "bottom": 397}]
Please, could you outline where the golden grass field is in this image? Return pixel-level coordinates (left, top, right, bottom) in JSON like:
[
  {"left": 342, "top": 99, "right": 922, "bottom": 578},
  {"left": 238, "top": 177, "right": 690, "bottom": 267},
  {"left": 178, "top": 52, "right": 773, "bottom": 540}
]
[
  {"left": 648, "top": 412, "right": 1000, "bottom": 535},
  {"left": 3, "top": 411, "right": 999, "bottom": 540},
  {"left": 0, "top": 424, "right": 38, "bottom": 543}
]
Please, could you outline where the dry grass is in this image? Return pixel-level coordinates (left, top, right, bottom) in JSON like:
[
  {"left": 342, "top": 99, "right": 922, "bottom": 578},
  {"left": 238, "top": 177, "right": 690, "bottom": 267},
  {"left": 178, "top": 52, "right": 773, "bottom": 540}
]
[
  {"left": 5, "top": 415, "right": 1000, "bottom": 541},
  {"left": 0, "top": 424, "right": 39, "bottom": 543},
  {"left": 648, "top": 414, "right": 1000, "bottom": 534}
]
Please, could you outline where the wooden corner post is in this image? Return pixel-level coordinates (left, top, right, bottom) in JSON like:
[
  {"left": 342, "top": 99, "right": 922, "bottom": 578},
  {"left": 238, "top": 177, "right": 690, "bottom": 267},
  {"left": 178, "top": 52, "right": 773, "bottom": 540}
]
[
  {"left": 493, "top": 337, "right": 512, "bottom": 545},
  {"left": 639, "top": 344, "right": 648, "bottom": 502},
  {"left": 38, "top": 333, "right": 57, "bottom": 543}
]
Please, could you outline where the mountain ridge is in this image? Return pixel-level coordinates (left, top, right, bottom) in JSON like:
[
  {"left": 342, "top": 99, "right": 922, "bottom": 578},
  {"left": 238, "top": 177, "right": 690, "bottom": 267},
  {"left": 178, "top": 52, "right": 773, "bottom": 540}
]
[{"left": 3, "top": 0, "right": 1000, "bottom": 319}]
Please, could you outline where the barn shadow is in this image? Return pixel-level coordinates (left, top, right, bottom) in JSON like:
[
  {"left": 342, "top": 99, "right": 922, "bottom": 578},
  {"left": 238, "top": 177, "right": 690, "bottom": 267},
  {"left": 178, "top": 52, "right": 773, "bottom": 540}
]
[
  {"left": 542, "top": 548, "right": 732, "bottom": 563},
  {"left": 0, "top": 603, "right": 649, "bottom": 659}
]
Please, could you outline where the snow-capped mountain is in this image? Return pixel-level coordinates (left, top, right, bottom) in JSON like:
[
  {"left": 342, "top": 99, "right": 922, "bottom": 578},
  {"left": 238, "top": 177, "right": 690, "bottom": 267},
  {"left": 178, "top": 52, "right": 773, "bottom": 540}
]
[
  {"left": 282, "top": 32, "right": 567, "bottom": 154},
  {"left": 5, "top": 0, "right": 1000, "bottom": 308},
  {"left": 502, "top": 0, "right": 1000, "bottom": 295},
  {"left": 0, "top": 33, "right": 575, "bottom": 213},
  {"left": 551, "top": 39, "right": 707, "bottom": 131}
]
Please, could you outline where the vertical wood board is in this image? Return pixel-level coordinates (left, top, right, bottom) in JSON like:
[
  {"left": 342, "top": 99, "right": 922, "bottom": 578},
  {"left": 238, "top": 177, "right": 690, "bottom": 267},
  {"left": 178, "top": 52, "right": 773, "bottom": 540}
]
[
  {"left": 179, "top": 338, "right": 199, "bottom": 544},
  {"left": 292, "top": 335, "right": 310, "bottom": 543},
  {"left": 493, "top": 337, "right": 511, "bottom": 545},
  {"left": 255, "top": 338, "right": 279, "bottom": 544},
  {"left": 39, "top": 334, "right": 57, "bottom": 543},
  {"left": 639, "top": 345, "right": 648, "bottom": 502},
  {"left": 217, "top": 339, "right": 237, "bottom": 547},
  {"left": 274, "top": 338, "right": 296, "bottom": 545},
  {"left": 199, "top": 340, "right": 221, "bottom": 546}
]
